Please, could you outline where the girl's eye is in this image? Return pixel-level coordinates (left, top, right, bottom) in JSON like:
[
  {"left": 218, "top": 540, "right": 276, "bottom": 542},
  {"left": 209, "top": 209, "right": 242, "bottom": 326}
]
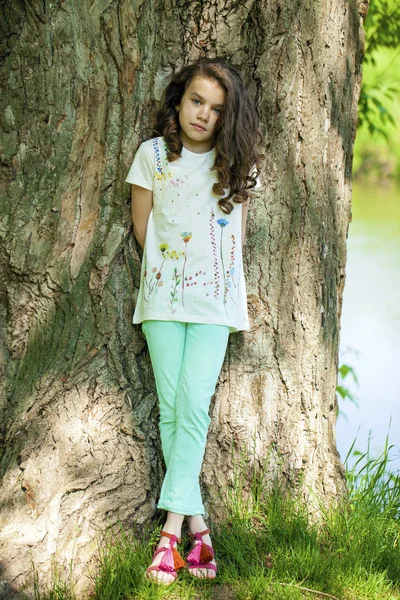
[{"left": 192, "top": 99, "right": 222, "bottom": 115}]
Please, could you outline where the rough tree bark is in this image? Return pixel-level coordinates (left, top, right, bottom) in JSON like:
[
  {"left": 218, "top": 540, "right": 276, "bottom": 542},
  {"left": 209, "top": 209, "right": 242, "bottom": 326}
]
[{"left": 0, "top": 0, "right": 368, "bottom": 596}]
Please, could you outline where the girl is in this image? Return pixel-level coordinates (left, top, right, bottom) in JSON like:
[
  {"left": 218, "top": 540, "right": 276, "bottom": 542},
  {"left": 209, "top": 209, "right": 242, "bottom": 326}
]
[{"left": 125, "top": 57, "right": 262, "bottom": 585}]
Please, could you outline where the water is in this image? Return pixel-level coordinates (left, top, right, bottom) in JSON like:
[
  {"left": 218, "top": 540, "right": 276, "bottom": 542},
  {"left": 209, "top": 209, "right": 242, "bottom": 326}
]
[{"left": 336, "top": 181, "right": 400, "bottom": 472}]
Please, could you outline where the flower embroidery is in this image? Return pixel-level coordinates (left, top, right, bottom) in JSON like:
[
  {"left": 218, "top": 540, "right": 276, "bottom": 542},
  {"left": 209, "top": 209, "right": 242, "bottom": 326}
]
[
  {"left": 169, "top": 177, "right": 186, "bottom": 188},
  {"left": 142, "top": 242, "right": 170, "bottom": 303},
  {"left": 143, "top": 265, "right": 162, "bottom": 302},
  {"left": 153, "top": 138, "right": 172, "bottom": 181},
  {"left": 209, "top": 208, "right": 220, "bottom": 298},
  {"left": 168, "top": 267, "right": 181, "bottom": 314},
  {"left": 217, "top": 218, "right": 229, "bottom": 316},
  {"left": 180, "top": 231, "right": 192, "bottom": 308},
  {"left": 167, "top": 249, "right": 185, "bottom": 259},
  {"left": 225, "top": 234, "right": 238, "bottom": 306},
  {"left": 181, "top": 232, "right": 192, "bottom": 244}
]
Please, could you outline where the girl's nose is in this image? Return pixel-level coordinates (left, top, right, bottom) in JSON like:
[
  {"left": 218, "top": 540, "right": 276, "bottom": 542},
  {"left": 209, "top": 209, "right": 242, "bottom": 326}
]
[{"left": 198, "top": 107, "right": 209, "bottom": 121}]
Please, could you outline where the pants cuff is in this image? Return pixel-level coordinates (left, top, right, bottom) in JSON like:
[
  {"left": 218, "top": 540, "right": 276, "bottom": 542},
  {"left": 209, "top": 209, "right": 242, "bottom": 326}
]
[{"left": 157, "top": 501, "right": 205, "bottom": 516}]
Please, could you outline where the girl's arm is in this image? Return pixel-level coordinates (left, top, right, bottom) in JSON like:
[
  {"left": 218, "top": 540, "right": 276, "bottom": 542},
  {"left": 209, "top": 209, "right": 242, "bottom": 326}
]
[
  {"left": 241, "top": 200, "right": 249, "bottom": 249},
  {"left": 131, "top": 184, "right": 153, "bottom": 250}
]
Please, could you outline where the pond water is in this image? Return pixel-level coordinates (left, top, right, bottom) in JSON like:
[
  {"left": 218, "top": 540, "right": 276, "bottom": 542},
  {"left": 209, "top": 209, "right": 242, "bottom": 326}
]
[{"left": 336, "top": 180, "right": 400, "bottom": 472}]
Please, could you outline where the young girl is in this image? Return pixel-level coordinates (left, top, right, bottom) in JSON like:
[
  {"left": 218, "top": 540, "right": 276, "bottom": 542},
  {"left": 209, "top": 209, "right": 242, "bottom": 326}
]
[{"left": 125, "top": 57, "right": 262, "bottom": 585}]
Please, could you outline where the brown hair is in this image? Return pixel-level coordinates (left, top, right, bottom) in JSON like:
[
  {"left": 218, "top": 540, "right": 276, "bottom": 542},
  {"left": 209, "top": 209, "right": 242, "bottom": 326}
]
[{"left": 148, "top": 58, "right": 263, "bottom": 215}]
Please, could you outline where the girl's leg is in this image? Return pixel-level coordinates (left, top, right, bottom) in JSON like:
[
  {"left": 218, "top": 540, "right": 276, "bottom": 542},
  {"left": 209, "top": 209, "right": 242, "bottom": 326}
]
[
  {"left": 156, "top": 322, "right": 229, "bottom": 580},
  {"left": 156, "top": 322, "right": 230, "bottom": 515},
  {"left": 141, "top": 320, "right": 187, "bottom": 583},
  {"left": 141, "top": 320, "right": 229, "bottom": 581},
  {"left": 141, "top": 320, "right": 187, "bottom": 467}
]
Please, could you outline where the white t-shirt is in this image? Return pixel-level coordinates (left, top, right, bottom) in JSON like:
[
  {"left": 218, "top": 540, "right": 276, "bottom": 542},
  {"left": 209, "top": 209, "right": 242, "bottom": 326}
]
[{"left": 125, "top": 136, "right": 260, "bottom": 333}]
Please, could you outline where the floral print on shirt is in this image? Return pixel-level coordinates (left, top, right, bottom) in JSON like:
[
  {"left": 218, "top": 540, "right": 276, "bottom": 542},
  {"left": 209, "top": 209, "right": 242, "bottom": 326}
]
[
  {"left": 141, "top": 206, "right": 240, "bottom": 316},
  {"left": 136, "top": 137, "right": 245, "bottom": 327}
]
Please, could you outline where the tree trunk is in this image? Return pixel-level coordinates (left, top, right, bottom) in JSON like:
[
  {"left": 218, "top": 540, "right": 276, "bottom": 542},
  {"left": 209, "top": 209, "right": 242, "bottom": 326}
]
[{"left": 0, "top": 0, "right": 367, "bottom": 596}]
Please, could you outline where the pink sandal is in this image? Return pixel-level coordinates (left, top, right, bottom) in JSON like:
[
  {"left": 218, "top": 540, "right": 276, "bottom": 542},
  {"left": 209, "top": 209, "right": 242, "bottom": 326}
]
[
  {"left": 146, "top": 530, "right": 186, "bottom": 583},
  {"left": 186, "top": 528, "right": 217, "bottom": 577}
]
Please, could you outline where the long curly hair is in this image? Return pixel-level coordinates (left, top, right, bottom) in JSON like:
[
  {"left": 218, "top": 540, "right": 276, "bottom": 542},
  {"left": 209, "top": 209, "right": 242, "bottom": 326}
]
[{"left": 148, "top": 58, "right": 264, "bottom": 215}]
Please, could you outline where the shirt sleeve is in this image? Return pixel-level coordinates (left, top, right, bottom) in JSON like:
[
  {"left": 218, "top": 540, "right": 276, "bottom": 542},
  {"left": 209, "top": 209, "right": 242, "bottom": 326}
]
[{"left": 125, "top": 142, "right": 154, "bottom": 190}]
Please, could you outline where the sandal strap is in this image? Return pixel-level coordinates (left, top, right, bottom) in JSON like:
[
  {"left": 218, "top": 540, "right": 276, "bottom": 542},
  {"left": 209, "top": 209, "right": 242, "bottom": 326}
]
[
  {"left": 146, "top": 564, "right": 178, "bottom": 578},
  {"left": 188, "top": 528, "right": 210, "bottom": 541},
  {"left": 160, "top": 530, "right": 181, "bottom": 544},
  {"left": 152, "top": 545, "right": 170, "bottom": 559},
  {"left": 150, "top": 535, "right": 186, "bottom": 570},
  {"left": 152, "top": 543, "right": 185, "bottom": 561}
]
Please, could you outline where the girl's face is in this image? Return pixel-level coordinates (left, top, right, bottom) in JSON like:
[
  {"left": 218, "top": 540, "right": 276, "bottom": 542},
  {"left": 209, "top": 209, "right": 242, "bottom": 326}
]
[{"left": 175, "top": 75, "right": 225, "bottom": 154}]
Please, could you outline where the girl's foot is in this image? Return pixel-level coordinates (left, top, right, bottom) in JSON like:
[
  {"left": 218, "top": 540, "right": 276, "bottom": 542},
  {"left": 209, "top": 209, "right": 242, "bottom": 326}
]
[
  {"left": 146, "top": 530, "right": 183, "bottom": 584},
  {"left": 186, "top": 516, "right": 217, "bottom": 579}
]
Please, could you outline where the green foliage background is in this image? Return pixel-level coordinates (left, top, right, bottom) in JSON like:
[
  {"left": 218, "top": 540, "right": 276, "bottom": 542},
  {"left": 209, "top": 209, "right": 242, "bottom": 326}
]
[{"left": 354, "top": 0, "right": 400, "bottom": 183}]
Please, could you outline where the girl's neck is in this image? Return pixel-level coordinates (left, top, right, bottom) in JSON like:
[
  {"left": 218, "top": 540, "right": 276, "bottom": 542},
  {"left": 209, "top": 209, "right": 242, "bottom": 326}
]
[{"left": 179, "top": 130, "right": 214, "bottom": 155}]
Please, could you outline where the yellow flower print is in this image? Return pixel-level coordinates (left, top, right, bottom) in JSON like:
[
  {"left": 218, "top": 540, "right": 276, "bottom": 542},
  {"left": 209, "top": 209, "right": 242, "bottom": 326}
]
[
  {"left": 155, "top": 172, "right": 168, "bottom": 182},
  {"left": 180, "top": 231, "right": 192, "bottom": 308},
  {"left": 167, "top": 250, "right": 185, "bottom": 260},
  {"left": 155, "top": 171, "right": 172, "bottom": 182}
]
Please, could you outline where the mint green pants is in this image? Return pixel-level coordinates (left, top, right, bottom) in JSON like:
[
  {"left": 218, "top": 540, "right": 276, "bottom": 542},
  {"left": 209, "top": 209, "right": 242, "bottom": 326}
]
[{"left": 141, "top": 320, "right": 230, "bottom": 516}]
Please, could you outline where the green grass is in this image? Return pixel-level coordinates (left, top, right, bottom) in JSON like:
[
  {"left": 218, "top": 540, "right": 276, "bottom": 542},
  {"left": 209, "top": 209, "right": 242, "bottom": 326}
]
[{"left": 33, "top": 438, "right": 400, "bottom": 600}]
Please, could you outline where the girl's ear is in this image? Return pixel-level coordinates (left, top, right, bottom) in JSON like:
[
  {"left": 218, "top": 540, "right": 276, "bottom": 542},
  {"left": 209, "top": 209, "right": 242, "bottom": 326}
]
[{"left": 175, "top": 105, "right": 180, "bottom": 112}]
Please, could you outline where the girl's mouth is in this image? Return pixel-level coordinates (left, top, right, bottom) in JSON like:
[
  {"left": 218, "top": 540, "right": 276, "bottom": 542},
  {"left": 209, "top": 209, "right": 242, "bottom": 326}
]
[{"left": 192, "top": 124, "right": 206, "bottom": 131}]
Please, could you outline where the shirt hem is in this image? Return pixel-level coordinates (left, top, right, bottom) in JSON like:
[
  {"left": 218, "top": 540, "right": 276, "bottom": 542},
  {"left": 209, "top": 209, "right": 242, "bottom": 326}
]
[{"left": 132, "top": 312, "right": 249, "bottom": 333}]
